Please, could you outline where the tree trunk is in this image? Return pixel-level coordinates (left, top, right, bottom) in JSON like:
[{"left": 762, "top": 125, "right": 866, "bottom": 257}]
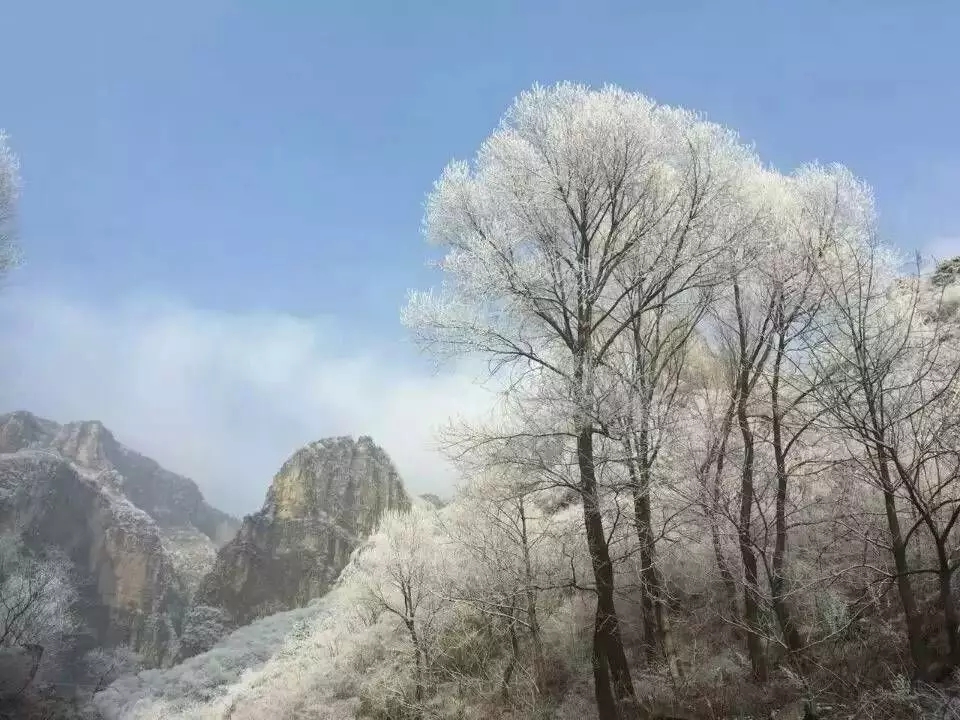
[
  {"left": 626, "top": 429, "right": 681, "bottom": 683},
  {"left": 654, "top": 590, "right": 684, "bottom": 684},
  {"left": 578, "top": 428, "right": 641, "bottom": 720},
  {"left": 592, "top": 612, "right": 618, "bottom": 720},
  {"left": 519, "top": 498, "right": 548, "bottom": 693},
  {"left": 769, "top": 353, "right": 804, "bottom": 656},
  {"left": 704, "top": 395, "right": 740, "bottom": 619},
  {"left": 736, "top": 384, "right": 769, "bottom": 683},
  {"left": 407, "top": 619, "right": 424, "bottom": 706},
  {"left": 638, "top": 554, "right": 660, "bottom": 661},
  {"left": 877, "top": 455, "right": 929, "bottom": 678},
  {"left": 502, "top": 612, "right": 520, "bottom": 700},
  {"left": 935, "top": 541, "right": 960, "bottom": 668},
  {"left": 626, "top": 431, "right": 660, "bottom": 665},
  {"left": 769, "top": 574, "right": 803, "bottom": 657},
  {"left": 711, "top": 506, "right": 740, "bottom": 619}
]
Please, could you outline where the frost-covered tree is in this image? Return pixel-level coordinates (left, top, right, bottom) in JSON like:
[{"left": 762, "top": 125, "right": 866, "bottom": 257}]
[
  {"left": 439, "top": 470, "right": 557, "bottom": 700},
  {"left": 679, "top": 164, "right": 866, "bottom": 681},
  {"left": 701, "top": 165, "right": 877, "bottom": 679},
  {"left": 700, "top": 176, "right": 786, "bottom": 682},
  {"left": 176, "top": 605, "right": 231, "bottom": 661},
  {"left": 404, "top": 82, "right": 761, "bottom": 720},
  {"left": 596, "top": 268, "right": 711, "bottom": 676},
  {"left": 84, "top": 645, "right": 144, "bottom": 693},
  {"left": 353, "top": 506, "right": 445, "bottom": 711},
  {"left": 809, "top": 240, "right": 960, "bottom": 678},
  {"left": 0, "top": 535, "right": 76, "bottom": 651}
]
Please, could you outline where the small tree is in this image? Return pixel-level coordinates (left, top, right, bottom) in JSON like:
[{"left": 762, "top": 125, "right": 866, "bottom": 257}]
[
  {"left": 440, "top": 470, "right": 555, "bottom": 700},
  {"left": 354, "top": 507, "right": 445, "bottom": 712},
  {"left": 0, "top": 535, "right": 76, "bottom": 651},
  {"left": 177, "top": 604, "right": 231, "bottom": 660},
  {"left": 930, "top": 256, "right": 960, "bottom": 288},
  {"left": 84, "top": 645, "right": 144, "bottom": 693}
]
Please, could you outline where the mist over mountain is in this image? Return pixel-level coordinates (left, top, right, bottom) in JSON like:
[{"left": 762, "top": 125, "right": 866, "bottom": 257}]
[{"left": 0, "top": 292, "right": 489, "bottom": 518}]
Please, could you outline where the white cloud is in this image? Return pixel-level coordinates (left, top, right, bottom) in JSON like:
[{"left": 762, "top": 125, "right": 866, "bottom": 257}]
[{"left": 0, "top": 289, "right": 495, "bottom": 516}]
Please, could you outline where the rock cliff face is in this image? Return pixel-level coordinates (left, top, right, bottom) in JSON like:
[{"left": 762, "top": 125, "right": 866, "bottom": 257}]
[
  {"left": 0, "top": 411, "right": 238, "bottom": 545},
  {"left": 0, "top": 452, "right": 183, "bottom": 666},
  {"left": 0, "top": 411, "right": 240, "bottom": 666},
  {"left": 196, "top": 436, "right": 410, "bottom": 627}
]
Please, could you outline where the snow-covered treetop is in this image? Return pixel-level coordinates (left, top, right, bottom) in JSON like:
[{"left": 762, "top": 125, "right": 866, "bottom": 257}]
[
  {"left": 402, "top": 83, "right": 880, "bottom": 405},
  {"left": 403, "top": 84, "right": 761, "bottom": 365}
]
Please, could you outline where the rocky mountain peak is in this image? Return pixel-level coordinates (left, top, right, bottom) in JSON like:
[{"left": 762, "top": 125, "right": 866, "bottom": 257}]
[
  {"left": 0, "top": 411, "right": 239, "bottom": 546},
  {"left": 0, "top": 410, "right": 58, "bottom": 453},
  {"left": 194, "top": 435, "right": 410, "bottom": 632},
  {"left": 50, "top": 420, "right": 119, "bottom": 472},
  {"left": 265, "top": 434, "right": 407, "bottom": 532}
]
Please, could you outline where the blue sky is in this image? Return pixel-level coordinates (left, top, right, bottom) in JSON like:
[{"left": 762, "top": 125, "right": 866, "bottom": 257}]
[{"left": 1, "top": 1, "right": 959, "bottom": 514}]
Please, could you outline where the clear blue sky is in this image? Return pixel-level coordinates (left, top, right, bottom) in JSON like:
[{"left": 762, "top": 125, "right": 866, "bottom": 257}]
[{"left": 3, "top": 0, "right": 959, "bottom": 339}]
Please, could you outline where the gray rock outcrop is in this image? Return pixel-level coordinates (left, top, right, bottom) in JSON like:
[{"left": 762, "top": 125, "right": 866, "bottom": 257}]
[
  {"left": 0, "top": 411, "right": 238, "bottom": 545},
  {"left": 0, "top": 452, "right": 183, "bottom": 666},
  {"left": 0, "top": 411, "right": 240, "bottom": 667},
  {"left": 195, "top": 435, "right": 409, "bottom": 628}
]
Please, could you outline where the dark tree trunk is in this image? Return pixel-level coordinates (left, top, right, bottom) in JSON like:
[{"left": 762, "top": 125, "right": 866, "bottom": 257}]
[
  {"left": 935, "top": 542, "right": 960, "bottom": 667},
  {"left": 406, "top": 619, "right": 424, "bottom": 708},
  {"left": 769, "top": 349, "right": 804, "bottom": 656},
  {"left": 578, "top": 429, "right": 641, "bottom": 720},
  {"left": 501, "top": 610, "right": 520, "bottom": 700},
  {"left": 592, "top": 612, "right": 617, "bottom": 720},
  {"left": 626, "top": 431, "right": 660, "bottom": 665},
  {"left": 705, "top": 396, "right": 740, "bottom": 619},
  {"left": 877, "top": 456, "right": 928, "bottom": 678},
  {"left": 626, "top": 428, "right": 679, "bottom": 682},
  {"left": 519, "top": 498, "right": 548, "bottom": 693},
  {"left": 736, "top": 383, "right": 769, "bottom": 683}
]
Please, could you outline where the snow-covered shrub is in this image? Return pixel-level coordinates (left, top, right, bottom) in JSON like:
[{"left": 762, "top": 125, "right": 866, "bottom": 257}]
[
  {"left": 177, "top": 605, "right": 231, "bottom": 660},
  {"left": 83, "top": 645, "right": 144, "bottom": 692},
  {"left": 0, "top": 533, "right": 77, "bottom": 651},
  {"left": 815, "top": 590, "right": 851, "bottom": 637},
  {"left": 94, "top": 601, "right": 324, "bottom": 718}
]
